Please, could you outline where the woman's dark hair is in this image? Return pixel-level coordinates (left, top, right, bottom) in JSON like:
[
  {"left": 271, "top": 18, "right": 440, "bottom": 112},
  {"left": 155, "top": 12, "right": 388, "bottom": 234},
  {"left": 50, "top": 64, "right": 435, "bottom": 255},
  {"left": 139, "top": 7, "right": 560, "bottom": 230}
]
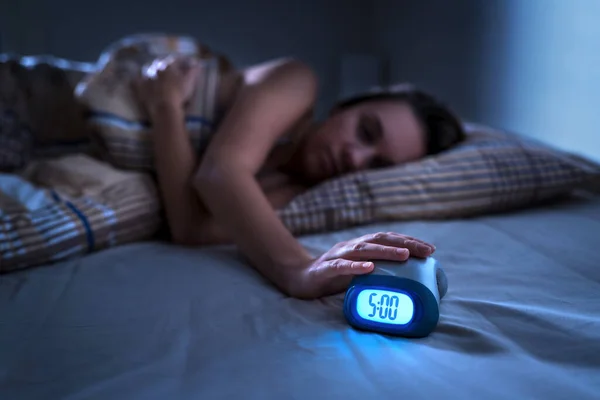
[{"left": 333, "top": 84, "right": 466, "bottom": 155}]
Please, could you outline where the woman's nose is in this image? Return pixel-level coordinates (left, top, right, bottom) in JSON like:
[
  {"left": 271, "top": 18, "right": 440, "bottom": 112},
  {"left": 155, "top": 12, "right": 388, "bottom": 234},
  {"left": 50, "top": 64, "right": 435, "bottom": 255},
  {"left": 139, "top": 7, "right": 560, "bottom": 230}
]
[{"left": 342, "top": 145, "right": 372, "bottom": 173}]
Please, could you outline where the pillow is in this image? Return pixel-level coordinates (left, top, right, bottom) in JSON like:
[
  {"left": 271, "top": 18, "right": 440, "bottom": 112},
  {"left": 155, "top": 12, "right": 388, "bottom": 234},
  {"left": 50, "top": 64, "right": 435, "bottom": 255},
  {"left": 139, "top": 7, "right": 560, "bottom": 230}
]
[
  {"left": 75, "top": 33, "right": 233, "bottom": 171},
  {"left": 277, "top": 123, "right": 600, "bottom": 235},
  {"left": 0, "top": 154, "right": 161, "bottom": 273},
  {"left": 0, "top": 54, "right": 93, "bottom": 171}
]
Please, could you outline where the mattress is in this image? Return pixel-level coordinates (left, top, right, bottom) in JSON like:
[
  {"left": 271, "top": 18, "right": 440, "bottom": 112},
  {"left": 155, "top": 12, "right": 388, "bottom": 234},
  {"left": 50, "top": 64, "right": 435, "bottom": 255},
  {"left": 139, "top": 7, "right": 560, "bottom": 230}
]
[{"left": 1, "top": 193, "right": 599, "bottom": 399}]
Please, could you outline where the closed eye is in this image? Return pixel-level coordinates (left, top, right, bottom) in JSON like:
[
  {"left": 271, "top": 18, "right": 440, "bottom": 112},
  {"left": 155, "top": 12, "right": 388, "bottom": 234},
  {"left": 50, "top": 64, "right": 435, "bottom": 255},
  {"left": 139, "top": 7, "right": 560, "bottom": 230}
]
[
  {"left": 358, "top": 114, "right": 381, "bottom": 145},
  {"left": 358, "top": 121, "right": 374, "bottom": 144}
]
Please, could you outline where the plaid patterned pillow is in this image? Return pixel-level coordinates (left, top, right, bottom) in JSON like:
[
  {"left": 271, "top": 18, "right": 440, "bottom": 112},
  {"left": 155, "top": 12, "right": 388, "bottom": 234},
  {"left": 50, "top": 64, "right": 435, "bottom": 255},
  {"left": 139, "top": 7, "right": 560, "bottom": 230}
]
[
  {"left": 0, "top": 155, "right": 161, "bottom": 273},
  {"left": 0, "top": 54, "right": 95, "bottom": 171},
  {"left": 277, "top": 123, "right": 600, "bottom": 235},
  {"left": 0, "top": 109, "right": 33, "bottom": 172}
]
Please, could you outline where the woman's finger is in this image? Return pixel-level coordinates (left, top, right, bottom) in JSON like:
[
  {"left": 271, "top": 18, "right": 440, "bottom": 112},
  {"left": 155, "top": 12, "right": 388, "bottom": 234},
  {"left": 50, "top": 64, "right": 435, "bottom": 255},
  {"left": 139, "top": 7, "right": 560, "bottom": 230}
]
[
  {"left": 334, "top": 242, "right": 411, "bottom": 262},
  {"left": 384, "top": 232, "right": 435, "bottom": 249},
  {"left": 318, "top": 259, "right": 374, "bottom": 278},
  {"left": 145, "top": 62, "right": 158, "bottom": 78},
  {"left": 159, "top": 55, "right": 177, "bottom": 68},
  {"left": 178, "top": 57, "right": 199, "bottom": 73},
  {"left": 362, "top": 232, "right": 435, "bottom": 258}
]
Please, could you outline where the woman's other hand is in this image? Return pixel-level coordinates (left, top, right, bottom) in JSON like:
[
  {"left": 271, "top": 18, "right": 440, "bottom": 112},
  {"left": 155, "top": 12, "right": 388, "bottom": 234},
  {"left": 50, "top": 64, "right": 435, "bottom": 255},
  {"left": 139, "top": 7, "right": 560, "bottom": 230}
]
[
  {"left": 135, "top": 55, "right": 201, "bottom": 116},
  {"left": 289, "top": 232, "right": 436, "bottom": 299}
]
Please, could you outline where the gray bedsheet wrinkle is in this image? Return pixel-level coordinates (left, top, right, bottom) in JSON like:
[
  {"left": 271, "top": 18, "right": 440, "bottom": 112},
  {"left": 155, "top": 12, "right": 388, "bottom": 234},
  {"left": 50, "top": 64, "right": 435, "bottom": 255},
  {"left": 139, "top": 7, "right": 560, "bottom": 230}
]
[
  {"left": 433, "top": 304, "right": 512, "bottom": 355},
  {"left": 463, "top": 298, "right": 600, "bottom": 367},
  {"left": 480, "top": 213, "right": 600, "bottom": 282}
]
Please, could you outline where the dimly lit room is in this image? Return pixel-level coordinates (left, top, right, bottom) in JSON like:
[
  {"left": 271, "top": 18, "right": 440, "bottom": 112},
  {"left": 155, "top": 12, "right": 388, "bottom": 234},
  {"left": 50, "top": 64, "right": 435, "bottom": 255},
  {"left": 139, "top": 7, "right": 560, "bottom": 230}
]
[{"left": 1, "top": 0, "right": 599, "bottom": 398}]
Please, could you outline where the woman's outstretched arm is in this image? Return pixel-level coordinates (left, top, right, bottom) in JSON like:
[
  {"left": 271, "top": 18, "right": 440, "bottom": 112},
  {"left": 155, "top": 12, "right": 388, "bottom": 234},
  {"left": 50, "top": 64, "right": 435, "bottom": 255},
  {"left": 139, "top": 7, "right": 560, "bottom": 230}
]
[{"left": 194, "top": 58, "right": 317, "bottom": 294}]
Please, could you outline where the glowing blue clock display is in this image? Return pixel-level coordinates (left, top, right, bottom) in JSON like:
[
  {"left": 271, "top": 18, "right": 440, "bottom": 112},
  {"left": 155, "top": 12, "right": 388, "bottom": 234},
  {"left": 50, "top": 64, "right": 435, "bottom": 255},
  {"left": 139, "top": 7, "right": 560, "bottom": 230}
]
[
  {"left": 356, "top": 289, "right": 414, "bottom": 325},
  {"left": 343, "top": 258, "right": 447, "bottom": 338}
]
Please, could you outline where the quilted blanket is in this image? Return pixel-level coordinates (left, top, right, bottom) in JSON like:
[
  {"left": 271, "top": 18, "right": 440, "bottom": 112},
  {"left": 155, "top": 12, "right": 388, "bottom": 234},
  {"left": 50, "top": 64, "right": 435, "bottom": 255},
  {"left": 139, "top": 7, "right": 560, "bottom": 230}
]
[{"left": 0, "top": 154, "right": 161, "bottom": 273}]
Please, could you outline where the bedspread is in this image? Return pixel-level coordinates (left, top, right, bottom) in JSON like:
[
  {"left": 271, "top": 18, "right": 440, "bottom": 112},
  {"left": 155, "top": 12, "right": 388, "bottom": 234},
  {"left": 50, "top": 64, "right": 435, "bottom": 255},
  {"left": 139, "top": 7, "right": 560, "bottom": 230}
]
[{"left": 1, "top": 192, "right": 599, "bottom": 399}]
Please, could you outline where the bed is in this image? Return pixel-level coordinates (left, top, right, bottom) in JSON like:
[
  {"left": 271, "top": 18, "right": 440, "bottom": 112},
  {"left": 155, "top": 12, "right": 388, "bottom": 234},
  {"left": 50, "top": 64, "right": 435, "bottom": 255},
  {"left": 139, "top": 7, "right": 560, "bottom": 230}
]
[
  {"left": 2, "top": 40, "right": 600, "bottom": 399},
  {"left": 1, "top": 189, "right": 599, "bottom": 399}
]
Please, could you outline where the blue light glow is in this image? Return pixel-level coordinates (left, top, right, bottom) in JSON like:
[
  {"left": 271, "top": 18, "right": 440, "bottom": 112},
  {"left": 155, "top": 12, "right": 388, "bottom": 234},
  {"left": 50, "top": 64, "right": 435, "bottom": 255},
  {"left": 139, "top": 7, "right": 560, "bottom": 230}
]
[{"left": 356, "top": 289, "right": 413, "bottom": 325}]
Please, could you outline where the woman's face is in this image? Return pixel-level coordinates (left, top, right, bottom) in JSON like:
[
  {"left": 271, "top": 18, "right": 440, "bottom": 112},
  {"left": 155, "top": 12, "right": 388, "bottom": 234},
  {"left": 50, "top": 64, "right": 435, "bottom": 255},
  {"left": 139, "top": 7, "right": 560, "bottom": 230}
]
[{"left": 297, "top": 99, "right": 427, "bottom": 183}]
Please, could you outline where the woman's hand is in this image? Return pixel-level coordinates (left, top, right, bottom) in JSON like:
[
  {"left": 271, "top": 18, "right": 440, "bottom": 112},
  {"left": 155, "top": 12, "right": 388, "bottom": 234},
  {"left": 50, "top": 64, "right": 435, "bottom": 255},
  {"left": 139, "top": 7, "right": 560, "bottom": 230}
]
[
  {"left": 289, "top": 232, "right": 436, "bottom": 299},
  {"left": 132, "top": 55, "right": 208, "bottom": 245},
  {"left": 135, "top": 55, "right": 201, "bottom": 116}
]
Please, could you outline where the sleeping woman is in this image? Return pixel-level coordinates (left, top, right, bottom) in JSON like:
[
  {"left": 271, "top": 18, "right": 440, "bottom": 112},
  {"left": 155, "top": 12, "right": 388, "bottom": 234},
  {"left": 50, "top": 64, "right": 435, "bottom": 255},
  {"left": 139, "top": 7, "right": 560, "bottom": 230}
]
[{"left": 134, "top": 56, "right": 465, "bottom": 299}]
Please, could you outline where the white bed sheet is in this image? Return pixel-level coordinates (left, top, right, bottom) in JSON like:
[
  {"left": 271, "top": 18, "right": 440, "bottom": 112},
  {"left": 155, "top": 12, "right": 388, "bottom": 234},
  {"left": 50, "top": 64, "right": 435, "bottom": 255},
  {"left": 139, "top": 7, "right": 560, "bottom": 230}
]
[{"left": 1, "top": 194, "right": 599, "bottom": 399}]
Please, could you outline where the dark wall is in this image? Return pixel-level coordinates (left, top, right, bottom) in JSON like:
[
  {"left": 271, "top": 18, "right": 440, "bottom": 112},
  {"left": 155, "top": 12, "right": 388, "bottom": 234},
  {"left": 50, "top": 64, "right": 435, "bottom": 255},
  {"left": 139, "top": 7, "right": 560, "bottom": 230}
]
[
  {"left": 373, "top": 0, "right": 600, "bottom": 162},
  {"left": 372, "top": 0, "right": 490, "bottom": 123},
  {"left": 1, "top": 0, "right": 372, "bottom": 116}
]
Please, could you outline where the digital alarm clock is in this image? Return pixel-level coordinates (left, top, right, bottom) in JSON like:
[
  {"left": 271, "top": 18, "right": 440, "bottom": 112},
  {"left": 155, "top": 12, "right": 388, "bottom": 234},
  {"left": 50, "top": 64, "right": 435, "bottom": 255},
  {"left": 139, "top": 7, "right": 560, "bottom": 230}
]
[{"left": 343, "top": 257, "right": 448, "bottom": 338}]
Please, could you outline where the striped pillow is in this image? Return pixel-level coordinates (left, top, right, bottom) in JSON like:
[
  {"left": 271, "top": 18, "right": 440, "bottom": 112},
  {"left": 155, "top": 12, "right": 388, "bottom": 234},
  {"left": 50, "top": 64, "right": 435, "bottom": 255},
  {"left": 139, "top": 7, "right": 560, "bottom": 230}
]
[
  {"left": 277, "top": 123, "right": 600, "bottom": 234},
  {"left": 0, "top": 154, "right": 161, "bottom": 273},
  {"left": 0, "top": 55, "right": 94, "bottom": 171},
  {"left": 75, "top": 34, "right": 232, "bottom": 171}
]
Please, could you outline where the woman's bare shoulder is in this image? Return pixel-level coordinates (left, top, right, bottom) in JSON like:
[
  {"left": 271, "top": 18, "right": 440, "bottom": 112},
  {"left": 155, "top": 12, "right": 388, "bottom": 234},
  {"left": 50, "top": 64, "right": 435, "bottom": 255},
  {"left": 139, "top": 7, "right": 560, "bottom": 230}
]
[
  {"left": 218, "top": 58, "right": 317, "bottom": 111},
  {"left": 241, "top": 58, "right": 317, "bottom": 86}
]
